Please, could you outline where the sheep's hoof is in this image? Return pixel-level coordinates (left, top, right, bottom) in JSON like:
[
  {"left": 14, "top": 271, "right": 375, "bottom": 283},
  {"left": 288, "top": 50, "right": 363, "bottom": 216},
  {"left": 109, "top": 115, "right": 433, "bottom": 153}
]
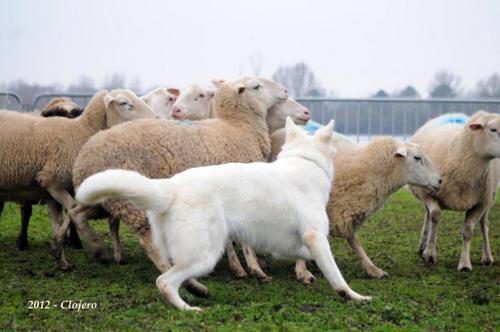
[
  {"left": 185, "top": 280, "right": 209, "bottom": 298},
  {"left": 457, "top": 262, "right": 472, "bottom": 272},
  {"left": 258, "top": 275, "right": 273, "bottom": 284},
  {"left": 422, "top": 250, "right": 438, "bottom": 265},
  {"left": 481, "top": 256, "right": 494, "bottom": 266},
  {"left": 115, "top": 257, "right": 128, "bottom": 265},
  {"left": 297, "top": 271, "right": 316, "bottom": 285},
  {"left": 234, "top": 270, "right": 249, "bottom": 278},
  {"left": 57, "top": 261, "right": 74, "bottom": 271},
  {"left": 366, "top": 266, "right": 389, "bottom": 279},
  {"left": 16, "top": 238, "right": 29, "bottom": 251}
]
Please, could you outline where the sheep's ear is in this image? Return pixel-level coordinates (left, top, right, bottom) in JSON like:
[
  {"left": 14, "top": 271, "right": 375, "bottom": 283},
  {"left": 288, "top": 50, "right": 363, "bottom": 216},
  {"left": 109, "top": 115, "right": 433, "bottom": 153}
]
[
  {"left": 395, "top": 146, "right": 407, "bottom": 158},
  {"left": 234, "top": 83, "right": 245, "bottom": 95},
  {"left": 469, "top": 120, "right": 485, "bottom": 131},
  {"left": 315, "top": 119, "right": 335, "bottom": 142},
  {"left": 285, "top": 116, "right": 302, "bottom": 142},
  {"left": 103, "top": 94, "right": 115, "bottom": 108},
  {"left": 211, "top": 79, "right": 225, "bottom": 87},
  {"left": 167, "top": 88, "right": 180, "bottom": 97}
]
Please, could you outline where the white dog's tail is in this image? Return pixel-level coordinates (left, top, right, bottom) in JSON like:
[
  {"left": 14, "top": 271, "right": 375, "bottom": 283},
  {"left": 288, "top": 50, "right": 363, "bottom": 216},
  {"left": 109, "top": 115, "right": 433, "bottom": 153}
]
[{"left": 76, "top": 169, "right": 174, "bottom": 212}]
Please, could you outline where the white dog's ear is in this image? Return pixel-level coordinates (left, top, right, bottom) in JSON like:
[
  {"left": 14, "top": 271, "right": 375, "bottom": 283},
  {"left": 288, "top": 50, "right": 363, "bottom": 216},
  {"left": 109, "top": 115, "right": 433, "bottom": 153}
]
[
  {"left": 315, "top": 119, "right": 335, "bottom": 142},
  {"left": 285, "top": 116, "right": 302, "bottom": 142},
  {"left": 395, "top": 146, "right": 407, "bottom": 158},
  {"left": 103, "top": 94, "right": 115, "bottom": 108}
]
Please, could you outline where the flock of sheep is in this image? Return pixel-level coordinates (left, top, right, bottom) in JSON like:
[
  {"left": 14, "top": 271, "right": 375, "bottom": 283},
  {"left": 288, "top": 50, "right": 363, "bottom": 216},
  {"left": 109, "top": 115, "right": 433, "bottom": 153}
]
[{"left": 0, "top": 76, "right": 497, "bottom": 310}]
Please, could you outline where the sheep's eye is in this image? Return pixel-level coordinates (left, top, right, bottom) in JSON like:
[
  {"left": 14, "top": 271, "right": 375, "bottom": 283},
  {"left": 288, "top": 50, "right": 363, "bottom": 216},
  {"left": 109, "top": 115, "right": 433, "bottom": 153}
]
[
  {"left": 490, "top": 128, "right": 497, "bottom": 133},
  {"left": 119, "top": 102, "right": 128, "bottom": 106},
  {"left": 253, "top": 84, "right": 261, "bottom": 90},
  {"left": 199, "top": 94, "right": 205, "bottom": 98},
  {"left": 414, "top": 156, "right": 422, "bottom": 162}
]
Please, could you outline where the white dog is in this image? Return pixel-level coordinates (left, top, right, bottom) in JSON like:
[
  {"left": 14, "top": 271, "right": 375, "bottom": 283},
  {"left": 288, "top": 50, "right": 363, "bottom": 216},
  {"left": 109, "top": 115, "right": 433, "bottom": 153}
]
[{"left": 76, "top": 118, "right": 371, "bottom": 311}]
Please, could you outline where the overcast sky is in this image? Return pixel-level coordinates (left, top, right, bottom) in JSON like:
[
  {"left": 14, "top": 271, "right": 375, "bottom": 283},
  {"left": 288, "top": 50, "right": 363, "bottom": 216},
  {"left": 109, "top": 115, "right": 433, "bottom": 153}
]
[{"left": 1, "top": 0, "right": 499, "bottom": 97}]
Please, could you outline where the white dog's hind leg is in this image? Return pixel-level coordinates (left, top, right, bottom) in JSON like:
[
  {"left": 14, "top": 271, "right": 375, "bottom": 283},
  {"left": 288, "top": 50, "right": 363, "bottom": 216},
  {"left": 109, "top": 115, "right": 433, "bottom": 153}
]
[
  {"left": 303, "top": 229, "right": 371, "bottom": 302},
  {"left": 156, "top": 258, "right": 217, "bottom": 311}
]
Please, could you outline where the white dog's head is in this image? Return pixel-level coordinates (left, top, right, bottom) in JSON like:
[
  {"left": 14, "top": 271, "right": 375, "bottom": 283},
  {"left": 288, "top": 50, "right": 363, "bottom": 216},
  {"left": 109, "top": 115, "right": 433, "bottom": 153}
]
[{"left": 278, "top": 117, "right": 336, "bottom": 177}]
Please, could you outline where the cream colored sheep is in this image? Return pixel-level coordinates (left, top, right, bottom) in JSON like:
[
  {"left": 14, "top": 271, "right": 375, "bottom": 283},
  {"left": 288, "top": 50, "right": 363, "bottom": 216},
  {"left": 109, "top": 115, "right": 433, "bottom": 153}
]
[
  {"left": 232, "top": 130, "right": 441, "bottom": 282},
  {"left": 141, "top": 87, "right": 179, "bottom": 118},
  {"left": 0, "top": 90, "right": 157, "bottom": 269},
  {"left": 410, "top": 111, "right": 500, "bottom": 271}
]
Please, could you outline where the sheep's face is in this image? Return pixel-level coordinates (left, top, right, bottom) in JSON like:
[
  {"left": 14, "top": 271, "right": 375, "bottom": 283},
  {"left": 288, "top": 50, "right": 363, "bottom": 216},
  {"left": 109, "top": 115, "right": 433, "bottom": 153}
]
[
  {"left": 103, "top": 90, "right": 158, "bottom": 127},
  {"left": 267, "top": 98, "right": 311, "bottom": 133},
  {"left": 235, "top": 77, "right": 288, "bottom": 117},
  {"left": 142, "top": 88, "right": 179, "bottom": 119},
  {"left": 170, "top": 85, "right": 214, "bottom": 120},
  {"left": 280, "top": 117, "right": 336, "bottom": 167},
  {"left": 468, "top": 111, "right": 500, "bottom": 159},
  {"left": 396, "top": 143, "right": 441, "bottom": 191}
]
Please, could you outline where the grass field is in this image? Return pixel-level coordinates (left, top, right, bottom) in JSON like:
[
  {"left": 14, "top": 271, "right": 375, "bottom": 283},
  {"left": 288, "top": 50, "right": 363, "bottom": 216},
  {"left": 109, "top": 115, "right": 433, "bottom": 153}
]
[{"left": 0, "top": 189, "right": 498, "bottom": 331}]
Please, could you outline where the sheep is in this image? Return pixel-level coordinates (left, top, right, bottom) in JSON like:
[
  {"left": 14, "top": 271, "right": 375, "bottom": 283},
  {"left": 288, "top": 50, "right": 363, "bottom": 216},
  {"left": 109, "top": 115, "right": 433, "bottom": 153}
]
[
  {"left": 69, "top": 77, "right": 288, "bottom": 297},
  {"left": 232, "top": 128, "right": 441, "bottom": 282},
  {"left": 0, "top": 97, "right": 84, "bottom": 251},
  {"left": 409, "top": 111, "right": 500, "bottom": 271},
  {"left": 0, "top": 90, "right": 157, "bottom": 269},
  {"left": 171, "top": 84, "right": 311, "bottom": 132},
  {"left": 40, "top": 97, "right": 84, "bottom": 118},
  {"left": 141, "top": 87, "right": 179, "bottom": 118}
]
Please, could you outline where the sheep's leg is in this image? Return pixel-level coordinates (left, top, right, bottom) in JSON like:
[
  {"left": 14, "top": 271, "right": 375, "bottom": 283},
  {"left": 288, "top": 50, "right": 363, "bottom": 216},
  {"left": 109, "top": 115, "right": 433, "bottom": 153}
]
[
  {"left": 69, "top": 205, "right": 112, "bottom": 263},
  {"left": 225, "top": 240, "right": 248, "bottom": 278},
  {"left": 46, "top": 200, "right": 72, "bottom": 271},
  {"left": 303, "top": 229, "right": 371, "bottom": 302},
  {"left": 16, "top": 202, "right": 32, "bottom": 250},
  {"left": 479, "top": 211, "right": 494, "bottom": 265},
  {"left": 240, "top": 241, "right": 272, "bottom": 283},
  {"left": 109, "top": 217, "right": 127, "bottom": 264},
  {"left": 422, "top": 199, "right": 440, "bottom": 264},
  {"left": 348, "top": 233, "right": 388, "bottom": 278},
  {"left": 138, "top": 230, "right": 209, "bottom": 298},
  {"left": 295, "top": 259, "right": 316, "bottom": 285},
  {"left": 68, "top": 222, "right": 83, "bottom": 249},
  {"left": 418, "top": 208, "right": 432, "bottom": 256},
  {"left": 457, "top": 207, "right": 485, "bottom": 271}
]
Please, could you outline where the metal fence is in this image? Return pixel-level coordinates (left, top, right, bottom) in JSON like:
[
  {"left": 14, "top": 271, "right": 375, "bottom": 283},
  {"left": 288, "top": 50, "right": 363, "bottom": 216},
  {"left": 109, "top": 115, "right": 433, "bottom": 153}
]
[
  {"left": 297, "top": 97, "right": 500, "bottom": 143},
  {"left": 2, "top": 92, "right": 500, "bottom": 143}
]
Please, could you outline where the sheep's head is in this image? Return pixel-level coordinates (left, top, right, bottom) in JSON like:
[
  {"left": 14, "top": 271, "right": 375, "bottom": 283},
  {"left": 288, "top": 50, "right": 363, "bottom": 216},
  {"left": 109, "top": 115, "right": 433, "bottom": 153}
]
[
  {"left": 170, "top": 84, "right": 215, "bottom": 120},
  {"left": 141, "top": 88, "right": 179, "bottom": 118},
  {"left": 467, "top": 111, "right": 500, "bottom": 159},
  {"left": 394, "top": 142, "right": 441, "bottom": 191},
  {"left": 41, "top": 97, "right": 83, "bottom": 118},
  {"left": 103, "top": 89, "right": 158, "bottom": 127},
  {"left": 279, "top": 117, "right": 336, "bottom": 175},
  {"left": 267, "top": 98, "right": 311, "bottom": 133}
]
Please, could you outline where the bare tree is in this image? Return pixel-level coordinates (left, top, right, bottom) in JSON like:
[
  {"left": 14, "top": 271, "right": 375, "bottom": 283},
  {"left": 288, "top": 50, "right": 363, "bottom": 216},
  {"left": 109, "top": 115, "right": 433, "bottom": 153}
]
[
  {"left": 428, "top": 70, "right": 461, "bottom": 98},
  {"left": 67, "top": 75, "right": 97, "bottom": 94},
  {"left": 272, "top": 62, "right": 323, "bottom": 97},
  {"left": 102, "top": 73, "right": 127, "bottom": 90},
  {"left": 397, "top": 85, "right": 420, "bottom": 98},
  {"left": 475, "top": 73, "right": 500, "bottom": 98}
]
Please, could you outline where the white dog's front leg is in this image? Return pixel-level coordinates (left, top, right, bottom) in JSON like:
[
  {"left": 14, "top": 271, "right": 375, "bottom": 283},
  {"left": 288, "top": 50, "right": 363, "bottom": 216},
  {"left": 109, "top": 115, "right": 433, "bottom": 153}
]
[{"left": 302, "top": 229, "right": 371, "bottom": 302}]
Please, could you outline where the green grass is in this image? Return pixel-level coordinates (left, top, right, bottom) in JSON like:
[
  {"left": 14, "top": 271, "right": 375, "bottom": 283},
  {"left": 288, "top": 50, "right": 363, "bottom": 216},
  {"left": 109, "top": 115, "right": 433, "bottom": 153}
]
[{"left": 0, "top": 189, "right": 498, "bottom": 331}]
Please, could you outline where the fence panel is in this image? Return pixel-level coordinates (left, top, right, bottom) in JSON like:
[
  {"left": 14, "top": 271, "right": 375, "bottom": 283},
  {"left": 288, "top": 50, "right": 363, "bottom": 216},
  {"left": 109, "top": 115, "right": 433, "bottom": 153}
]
[
  {"left": 297, "top": 98, "right": 500, "bottom": 143},
  {"left": 0, "top": 92, "right": 24, "bottom": 111}
]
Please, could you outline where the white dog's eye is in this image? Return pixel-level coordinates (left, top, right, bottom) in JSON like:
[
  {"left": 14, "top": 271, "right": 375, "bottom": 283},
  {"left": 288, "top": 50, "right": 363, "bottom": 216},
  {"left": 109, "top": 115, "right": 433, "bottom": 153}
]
[{"left": 414, "top": 156, "right": 422, "bottom": 162}]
